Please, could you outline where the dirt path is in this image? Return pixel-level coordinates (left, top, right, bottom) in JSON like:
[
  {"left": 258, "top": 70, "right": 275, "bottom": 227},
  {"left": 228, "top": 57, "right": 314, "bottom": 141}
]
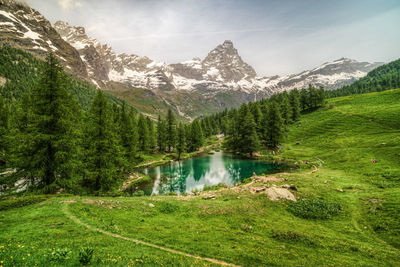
[{"left": 62, "top": 203, "right": 241, "bottom": 267}]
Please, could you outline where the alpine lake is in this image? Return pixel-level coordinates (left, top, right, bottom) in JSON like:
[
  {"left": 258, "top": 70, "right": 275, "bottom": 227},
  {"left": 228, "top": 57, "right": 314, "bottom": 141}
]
[{"left": 137, "top": 152, "right": 283, "bottom": 195}]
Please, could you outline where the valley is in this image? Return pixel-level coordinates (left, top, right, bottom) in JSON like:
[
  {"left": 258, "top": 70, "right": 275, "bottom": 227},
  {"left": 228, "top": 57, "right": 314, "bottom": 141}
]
[{"left": 0, "top": 0, "right": 399, "bottom": 266}]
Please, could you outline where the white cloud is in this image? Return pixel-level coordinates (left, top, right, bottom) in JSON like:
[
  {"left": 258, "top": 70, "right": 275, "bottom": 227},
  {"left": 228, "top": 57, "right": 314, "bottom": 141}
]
[{"left": 57, "top": 0, "right": 82, "bottom": 10}]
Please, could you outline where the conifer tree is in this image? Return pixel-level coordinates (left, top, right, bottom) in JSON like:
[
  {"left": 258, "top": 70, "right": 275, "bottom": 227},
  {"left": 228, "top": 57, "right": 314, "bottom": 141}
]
[
  {"left": 237, "top": 105, "right": 260, "bottom": 156},
  {"left": 300, "top": 88, "right": 309, "bottom": 111},
  {"left": 289, "top": 89, "right": 301, "bottom": 122},
  {"left": 118, "top": 103, "right": 137, "bottom": 166},
  {"left": 166, "top": 109, "right": 176, "bottom": 152},
  {"left": 84, "top": 90, "right": 122, "bottom": 193},
  {"left": 280, "top": 92, "right": 292, "bottom": 125},
  {"left": 249, "top": 103, "right": 263, "bottom": 137},
  {"left": 22, "top": 54, "right": 80, "bottom": 192},
  {"left": 225, "top": 110, "right": 240, "bottom": 152},
  {"left": 138, "top": 114, "right": 149, "bottom": 152},
  {"left": 189, "top": 119, "right": 204, "bottom": 152},
  {"left": 263, "top": 102, "right": 285, "bottom": 148},
  {"left": 176, "top": 123, "right": 186, "bottom": 160},
  {"left": 157, "top": 115, "right": 167, "bottom": 152},
  {"left": 147, "top": 117, "right": 157, "bottom": 152}
]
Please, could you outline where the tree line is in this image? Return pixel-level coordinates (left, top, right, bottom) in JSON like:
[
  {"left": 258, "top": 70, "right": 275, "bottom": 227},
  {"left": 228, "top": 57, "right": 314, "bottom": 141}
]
[{"left": 198, "top": 85, "right": 325, "bottom": 156}]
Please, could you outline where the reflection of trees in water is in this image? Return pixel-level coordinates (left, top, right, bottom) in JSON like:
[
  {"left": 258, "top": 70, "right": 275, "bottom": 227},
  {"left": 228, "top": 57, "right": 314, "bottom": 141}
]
[
  {"left": 147, "top": 154, "right": 279, "bottom": 195},
  {"left": 223, "top": 156, "right": 243, "bottom": 184},
  {"left": 157, "top": 161, "right": 191, "bottom": 194},
  {"left": 192, "top": 156, "right": 211, "bottom": 181}
]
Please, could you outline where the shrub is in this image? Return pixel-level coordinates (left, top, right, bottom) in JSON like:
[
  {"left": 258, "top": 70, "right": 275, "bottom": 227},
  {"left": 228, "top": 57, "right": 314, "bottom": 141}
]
[
  {"left": 158, "top": 202, "right": 179, "bottom": 213},
  {"left": 79, "top": 247, "right": 94, "bottom": 265},
  {"left": 287, "top": 199, "right": 342, "bottom": 219}
]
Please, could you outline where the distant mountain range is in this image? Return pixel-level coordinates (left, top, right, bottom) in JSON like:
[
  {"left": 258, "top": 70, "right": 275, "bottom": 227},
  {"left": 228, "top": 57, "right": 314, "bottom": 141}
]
[{"left": 0, "top": 0, "right": 384, "bottom": 119}]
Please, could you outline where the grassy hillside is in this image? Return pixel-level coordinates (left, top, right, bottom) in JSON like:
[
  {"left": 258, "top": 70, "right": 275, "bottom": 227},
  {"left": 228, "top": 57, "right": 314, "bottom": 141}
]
[{"left": 1, "top": 89, "right": 399, "bottom": 266}]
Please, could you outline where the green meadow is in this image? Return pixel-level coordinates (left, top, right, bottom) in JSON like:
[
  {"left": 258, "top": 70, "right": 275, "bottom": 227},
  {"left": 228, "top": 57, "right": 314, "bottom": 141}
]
[{"left": 1, "top": 89, "right": 399, "bottom": 266}]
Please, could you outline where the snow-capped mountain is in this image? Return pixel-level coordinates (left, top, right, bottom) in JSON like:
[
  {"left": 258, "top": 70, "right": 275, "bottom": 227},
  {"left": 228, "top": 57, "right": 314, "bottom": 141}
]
[
  {"left": 0, "top": 0, "right": 87, "bottom": 78},
  {"left": 0, "top": 0, "right": 384, "bottom": 119},
  {"left": 53, "top": 20, "right": 382, "bottom": 98}
]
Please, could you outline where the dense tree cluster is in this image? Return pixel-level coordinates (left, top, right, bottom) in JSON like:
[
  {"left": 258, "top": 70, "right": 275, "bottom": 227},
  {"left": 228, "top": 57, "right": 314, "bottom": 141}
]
[
  {"left": 199, "top": 86, "right": 325, "bottom": 156},
  {"left": 326, "top": 58, "right": 400, "bottom": 98},
  {"left": 0, "top": 54, "right": 192, "bottom": 194}
]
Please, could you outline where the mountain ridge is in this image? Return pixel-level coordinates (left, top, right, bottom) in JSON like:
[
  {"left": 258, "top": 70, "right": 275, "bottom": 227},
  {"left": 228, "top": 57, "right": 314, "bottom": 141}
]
[
  {"left": 52, "top": 20, "right": 383, "bottom": 96},
  {"left": 0, "top": 0, "right": 385, "bottom": 119}
]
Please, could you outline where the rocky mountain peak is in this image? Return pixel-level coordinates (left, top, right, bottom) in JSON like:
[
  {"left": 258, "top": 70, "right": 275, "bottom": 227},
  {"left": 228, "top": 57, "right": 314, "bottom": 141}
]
[{"left": 202, "top": 40, "right": 257, "bottom": 82}]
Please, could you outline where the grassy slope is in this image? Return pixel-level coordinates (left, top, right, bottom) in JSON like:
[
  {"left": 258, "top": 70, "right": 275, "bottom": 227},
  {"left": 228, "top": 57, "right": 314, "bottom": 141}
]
[{"left": 1, "top": 90, "right": 400, "bottom": 266}]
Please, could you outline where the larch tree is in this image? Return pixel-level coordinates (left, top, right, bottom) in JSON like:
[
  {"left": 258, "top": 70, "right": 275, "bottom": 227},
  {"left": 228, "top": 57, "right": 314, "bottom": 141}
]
[
  {"left": 176, "top": 123, "right": 186, "bottom": 160},
  {"left": 138, "top": 114, "right": 149, "bottom": 152},
  {"left": 22, "top": 54, "right": 81, "bottom": 192},
  {"left": 263, "top": 102, "right": 285, "bottom": 148},
  {"left": 84, "top": 90, "right": 122, "bottom": 193},
  {"left": 166, "top": 109, "right": 176, "bottom": 152}
]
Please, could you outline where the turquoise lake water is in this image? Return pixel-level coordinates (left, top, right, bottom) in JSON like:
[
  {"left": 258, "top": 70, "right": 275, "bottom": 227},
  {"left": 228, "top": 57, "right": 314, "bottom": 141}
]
[{"left": 138, "top": 152, "right": 281, "bottom": 195}]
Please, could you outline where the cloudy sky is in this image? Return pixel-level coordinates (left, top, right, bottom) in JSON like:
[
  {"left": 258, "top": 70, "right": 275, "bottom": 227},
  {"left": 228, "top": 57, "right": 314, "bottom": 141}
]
[{"left": 24, "top": 0, "right": 400, "bottom": 76}]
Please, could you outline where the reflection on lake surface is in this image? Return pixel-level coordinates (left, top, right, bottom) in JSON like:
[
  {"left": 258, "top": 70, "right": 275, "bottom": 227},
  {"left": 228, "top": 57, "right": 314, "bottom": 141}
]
[{"left": 138, "top": 152, "right": 281, "bottom": 195}]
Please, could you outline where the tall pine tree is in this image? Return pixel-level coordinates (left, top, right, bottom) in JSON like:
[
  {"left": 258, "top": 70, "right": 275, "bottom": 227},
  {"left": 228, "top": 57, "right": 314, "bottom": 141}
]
[
  {"left": 147, "top": 117, "right": 157, "bottom": 153},
  {"left": 176, "top": 123, "right": 186, "bottom": 160},
  {"left": 263, "top": 102, "right": 285, "bottom": 148},
  {"left": 166, "top": 109, "right": 176, "bottom": 152},
  {"left": 289, "top": 89, "right": 301, "bottom": 122},
  {"left": 157, "top": 115, "right": 167, "bottom": 152},
  {"left": 22, "top": 54, "right": 80, "bottom": 192},
  {"left": 138, "top": 114, "right": 149, "bottom": 152},
  {"left": 84, "top": 90, "right": 122, "bottom": 193},
  {"left": 237, "top": 105, "right": 260, "bottom": 156}
]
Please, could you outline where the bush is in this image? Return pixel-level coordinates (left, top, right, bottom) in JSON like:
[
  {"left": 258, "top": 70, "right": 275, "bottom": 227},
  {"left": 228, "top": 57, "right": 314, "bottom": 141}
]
[
  {"left": 158, "top": 202, "right": 179, "bottom": 213},
  {"left": 0, "top": 195, "right": 52, "bottom": 211},
  {"left": 79, "top": 247, "right": 94, "bottom": 265},
  {"left": 287, "top": 199, "right": 342, "bottom": 219}
]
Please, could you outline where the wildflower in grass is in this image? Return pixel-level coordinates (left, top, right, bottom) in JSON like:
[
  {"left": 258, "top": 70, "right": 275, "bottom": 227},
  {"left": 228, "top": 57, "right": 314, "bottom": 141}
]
[{"left": 27, "top": 254, "right": 31, "bottom": 256}]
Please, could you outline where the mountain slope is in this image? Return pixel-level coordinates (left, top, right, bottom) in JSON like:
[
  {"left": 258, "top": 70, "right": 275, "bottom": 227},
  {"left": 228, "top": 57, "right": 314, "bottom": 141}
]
[
  {"left": 326, "top": 58, "right": 400, "bottom": 97},
  {"left": 0, "top": 0, "right": 87, "bottom": 79},
  {"left": 0, "top": 45, "right": 122, "bottom": 109}
]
